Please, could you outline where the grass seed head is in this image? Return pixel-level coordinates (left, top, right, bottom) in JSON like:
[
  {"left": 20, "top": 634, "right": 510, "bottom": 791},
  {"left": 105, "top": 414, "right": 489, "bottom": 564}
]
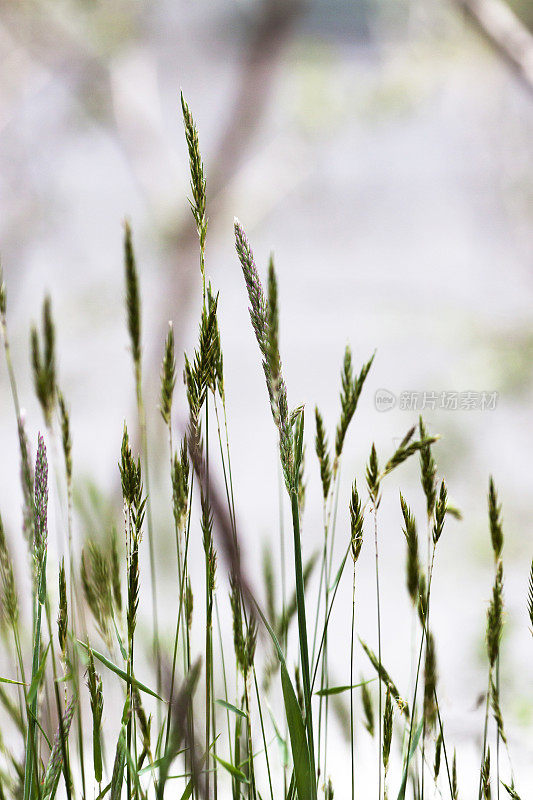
[
  {"left": 423, "top": 631, "right": 438, "bottom": 731},
  {"left": 361, "top": 677, "right": 374, "bottom": 737},
  {"left": 434, "top": 729, "right": 443, "bottom": 780},
  {"left": 350, "top": 480, "right": 364, "bottom": 563},
  {"left": 81, "top": 540, "right": 113, "bottom": 648},
  {"left": 360, "top": 638, "right": 409, "bottom": 717},
  {"left": 31, "top": 297, "right": 56, "bottom": 427},
  {"left": 366, "top": 444, "right": 380, "bottom": 507},
  {"left": 501, "top": 783, "right": 522, "bottom": 799},
  {"left": 201, "top": 491, "right": 216, "bottom": 596},
  {"left": 207, "top": 283, "right": 224, "bottom": 400},
  {"left": 119, "top": 424, "right": 145, "bottom": 539},
  {"left": 490, "top": 675, "right": 507, "bottom": 745},
  {"left": 172, "top": 446, "right": 190, "bottom": 533},
  {"left": 245, "top": 613, "right": 257, "bottom": 674},
  {"left": 488, "top": 477, "right": 503, "bottom": 561},
  {"left": 110, "top": 527, "right": 122, "bottom": 614},
  {"left": 335, "top": 348, "right": 374, "bottom": 462},
  {"left": 0, "top": 514, "right": 18, "bottom": 629},
  {"left": 383, "top": 429, "right": 438, "bottom": 478},
  {"left": 418, "top": 573, "right": 428, "bottom": 627},
  {"left": 57, "top": 390, "right": 72, "bottom": 483},
  {"left": 86, "top": 644, "right": 104, "bottom": 783},
  {"left": 34, "top": 433, "right": 49, "bottom": 596},
  {"left": 181, "top": 92, "right": 207, "bottom": 248},
  {"left": 383, "top": 685, "right": 393, "bottom": 772},
  {"left": 234, "top": 219, "right": 267, "bottom": 353},
  {"left": 127, "top": 540, "right": 139, "bottom": 641},
  {"left": 185, "top": 578, "right": 193, "bottom": 631},
  {"left": 159, "top": 322, "right": 176, "bottom": 426},
  {"left": 234, "top": 221, "right": 295, "bottom": 492},
  {"left": 41, "top": 694, "right": 77, "bottom": 800},
  {"left": 400, "top": 493, "right": 420, "bottom": 605},
  {"left": 314, "top": 407, "right": 332, "bottom": 501},
  {"left": 486, "top": 560, "right": 504, "bottom": 668},
  {"left": 266, "top": 256, "right": 282, "bottom": 419},
  {"left": 57, "top": 558, "right": 68, "bottom": 659},
  {"left": 230, "top": 572, "right": 246, "bottom": 676},
  {"left": 433, "top": 480, "right": 447, "bottom": 544},
  {"left": 481, "top": 748, "right": 491, "bottom": 800},
  {"left": 419, "top": 417, "right": 437, "bottom": 518},
  {"left": 124, "top": 220, "right": 141, "bottom": 371}
]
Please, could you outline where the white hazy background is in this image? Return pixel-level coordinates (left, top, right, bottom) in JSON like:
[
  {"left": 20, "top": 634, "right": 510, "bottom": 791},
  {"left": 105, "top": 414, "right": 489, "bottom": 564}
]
[{"left": 0, "top": 0, "right": 532, "bottom": 796}]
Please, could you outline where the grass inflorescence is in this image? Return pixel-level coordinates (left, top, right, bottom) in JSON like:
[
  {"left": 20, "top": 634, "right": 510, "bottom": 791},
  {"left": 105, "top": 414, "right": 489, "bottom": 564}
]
[{"left": 0, "top": 97, "right": 529, "bottom": 800}]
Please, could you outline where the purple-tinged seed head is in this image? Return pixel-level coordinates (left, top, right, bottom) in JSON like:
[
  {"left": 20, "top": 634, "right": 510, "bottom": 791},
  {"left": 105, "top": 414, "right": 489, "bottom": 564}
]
[
  {"left": 34, "top": 433, "right": 48, "bottom": 554},
  {"left": 234, "top": 219, "right": 268, "bottom": 352}
]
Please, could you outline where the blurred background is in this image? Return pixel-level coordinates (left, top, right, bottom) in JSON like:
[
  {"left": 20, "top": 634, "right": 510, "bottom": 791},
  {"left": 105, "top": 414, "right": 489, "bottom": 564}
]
[{"left": 0, "top": 0, "right": 532, "bottom": 794}]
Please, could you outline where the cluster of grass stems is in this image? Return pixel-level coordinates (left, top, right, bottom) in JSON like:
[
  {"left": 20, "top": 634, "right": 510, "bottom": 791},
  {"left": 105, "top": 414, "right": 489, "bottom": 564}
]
[{"left": 0, "top": 96, "right": 531, "bottom": 800}]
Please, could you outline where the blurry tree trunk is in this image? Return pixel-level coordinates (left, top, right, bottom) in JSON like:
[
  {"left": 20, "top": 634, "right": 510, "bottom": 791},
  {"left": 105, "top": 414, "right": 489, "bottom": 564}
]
[
  {"left": 159, "top": 0, "right": 303, "bottom": 358},
  {"left": 452, "top": 0, "right": 533, "bottom": 92}
]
